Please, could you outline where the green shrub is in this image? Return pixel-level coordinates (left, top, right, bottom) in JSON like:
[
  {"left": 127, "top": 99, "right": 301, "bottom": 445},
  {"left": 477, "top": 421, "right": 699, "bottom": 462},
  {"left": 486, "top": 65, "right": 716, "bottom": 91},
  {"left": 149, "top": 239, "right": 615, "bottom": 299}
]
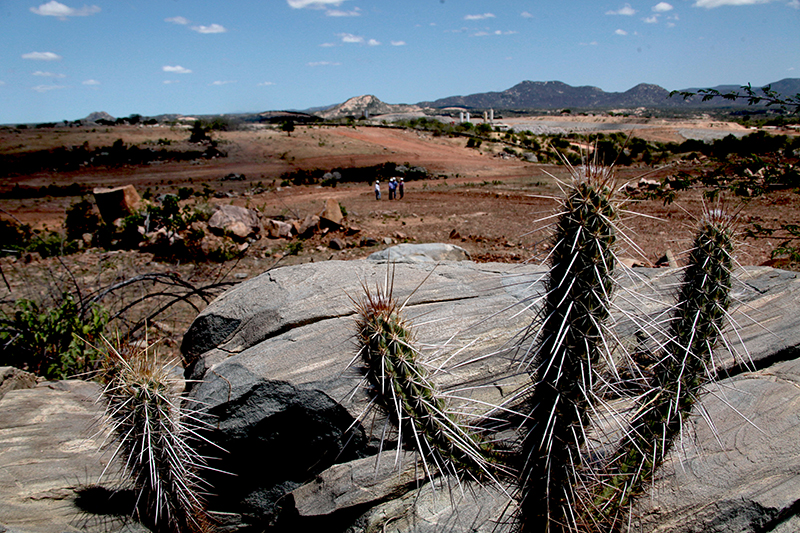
[{"left": 0, "top": 294, "right": 108, "bottom": 380}]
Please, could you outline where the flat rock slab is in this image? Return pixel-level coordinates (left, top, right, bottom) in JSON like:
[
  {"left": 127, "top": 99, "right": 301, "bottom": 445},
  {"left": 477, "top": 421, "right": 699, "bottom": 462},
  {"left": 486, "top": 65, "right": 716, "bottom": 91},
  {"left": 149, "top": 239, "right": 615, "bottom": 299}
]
[
  {"left": 182, "top": 260, "right": 800, "bottom": 532},
  {"left": 0, "top": 381, "right": 145, "bottom": 533},
  {"left": 637, "top": 356, "right": 800, "bottom": 533}
]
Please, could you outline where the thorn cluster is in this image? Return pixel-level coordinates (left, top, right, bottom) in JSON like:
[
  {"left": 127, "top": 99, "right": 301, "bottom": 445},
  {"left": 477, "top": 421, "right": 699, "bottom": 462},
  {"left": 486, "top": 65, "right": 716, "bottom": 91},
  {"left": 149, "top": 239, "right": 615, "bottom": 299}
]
[
  {"left": 519, "top": 163, "right": 619, "bottom": 532},
  {"left": 100, "top": 339, "right": 211, "bottom": 533},
  {"left": 588, "top": 208, "right": 735, "bottom": 529},
  {"left": 353, "top": 276, "right": 494, "bottom": 481}
]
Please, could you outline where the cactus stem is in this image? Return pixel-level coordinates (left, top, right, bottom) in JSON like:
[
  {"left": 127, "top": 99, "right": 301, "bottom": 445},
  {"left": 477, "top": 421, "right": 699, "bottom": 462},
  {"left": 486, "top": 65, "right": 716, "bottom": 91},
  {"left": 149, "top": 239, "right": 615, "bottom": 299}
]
[{"left": 352, "top": 267, "right": 500, "bottom": 484}]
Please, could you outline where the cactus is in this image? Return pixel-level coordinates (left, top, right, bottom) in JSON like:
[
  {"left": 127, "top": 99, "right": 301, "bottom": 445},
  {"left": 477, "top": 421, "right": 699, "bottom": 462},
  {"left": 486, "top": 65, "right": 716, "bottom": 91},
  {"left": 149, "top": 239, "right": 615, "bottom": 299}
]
[
  {"left": 352, "top": 272, "right": 495, "bottom": 481},
  {"left": 517, "top": 162, "right": 619, "bottom": 532},
  {"left": 100, "top": 338, "right": 211, "bottom": 533},
  {"left": 583, "top": 207, "right": 736, "bottom": 530}
]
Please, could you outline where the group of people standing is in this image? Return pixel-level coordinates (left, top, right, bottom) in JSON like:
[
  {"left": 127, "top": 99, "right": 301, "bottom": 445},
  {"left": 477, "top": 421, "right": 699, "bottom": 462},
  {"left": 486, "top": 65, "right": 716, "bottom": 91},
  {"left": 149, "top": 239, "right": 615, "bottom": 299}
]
[{"left": 374, "top": 177, "right": 404, "bottom": 200}]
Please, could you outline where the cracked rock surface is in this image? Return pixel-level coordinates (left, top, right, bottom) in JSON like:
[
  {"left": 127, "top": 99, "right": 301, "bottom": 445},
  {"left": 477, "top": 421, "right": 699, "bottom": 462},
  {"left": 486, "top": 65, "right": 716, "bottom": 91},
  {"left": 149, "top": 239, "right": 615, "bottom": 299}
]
[
  {"left": 183, "top": 260, "right": 800, "bottom": 533},
  {"left": 3, "top": 260, "right": 797, "bottom": 533}
]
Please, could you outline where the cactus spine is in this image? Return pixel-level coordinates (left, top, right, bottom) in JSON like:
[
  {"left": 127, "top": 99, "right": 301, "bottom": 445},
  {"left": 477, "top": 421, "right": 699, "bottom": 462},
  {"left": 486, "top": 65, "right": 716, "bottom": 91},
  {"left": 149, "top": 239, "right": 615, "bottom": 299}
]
[
  {"left": 101, "top": 340, "right": 211, "bottom": 533},
  {"left": 353, "top": 275, "right": 492, "bottom": 480},
  {"left": 587, "top": 209, "right": 735, "bottom": 530},
  {"left": 519, "top": 163, "right": 619, "bottom": 532}
]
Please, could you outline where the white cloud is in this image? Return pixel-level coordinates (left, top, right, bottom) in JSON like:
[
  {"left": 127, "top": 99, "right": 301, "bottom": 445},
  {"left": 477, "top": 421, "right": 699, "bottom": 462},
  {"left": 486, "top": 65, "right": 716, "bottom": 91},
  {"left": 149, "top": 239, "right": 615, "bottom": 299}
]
[
  {"left": 653, "top": 2, "right": 674, "bottom": 11},
  {"left": 288, "top": 0, "right": 343, "bottom": 8},
  {"left": 644, "top": 14, "right": 659, "bottom": 22},
  {"left": 789, "top": 0, "right": 799, "bottom": 8},
  {"left": 33, "top": 71, "right": 65, "bottom": 77},
  {"left": 615, "top": 28, "right": 629, "bottom": 35},
  {"left": 339, "top": 32, "right": 364, "bottom": 43},
  {"left": 464, "top": 13, "right": 495, "bottom": 20},
  {"left": 258, "top": 81, "right": 275, "bottom": 86},
  {"left": 162, "top": 65, "right": 192, "bottom": 74},
  {"left": 391, "top": 40, "right": 406, "bottom": 46},
  {"left": 30, "top": 1, "right": 100, "bottom": 18},
  {"left": 327, "top": 8, "right": 360, "bottom": 16},
  {"left": 580, "top": 41, "right": 599, "bottom": 46},
  {"left": 521, "top": 11, "right": 534, "bottom": 18},
  {"left": 367, "top": 39, "right": 380, "bottom": 46},
  {"left": 165, "top": 16, "right": 189, "bottom": 25},
  {"left": 693, "top": 0, "right": 772, "bottom": 7},
  {"left": 0, "top": 81, "right": 7, "bottom": 86},
  {"left": 32, "top": 84, "right": 66, "bottom": 92},
  {"left": 606, "top": 4, "right": 637, "bottom": 15},
  {"left": 211, "top": 80, "right": 236, "bottom": 85},
  {"left": 163, "top": 80, "right": 179, "bottom": 84},
  {"left": 308, "top": 61, "right": 341, "bottom": 66},
  {"left": 474, "top": 29, "right": 516, "bottom": 37},
  {"left": 191, "top": 24, "right": 227, "bottom": 34},
  {"left": 22, "top": 51, "right": 62, "bottom": 61},
  {"left": 320, "top": 42, "right": 336, "bottom": 47},
  {"left": 82, "top": 79, "right": 99, "bottom": 85}
]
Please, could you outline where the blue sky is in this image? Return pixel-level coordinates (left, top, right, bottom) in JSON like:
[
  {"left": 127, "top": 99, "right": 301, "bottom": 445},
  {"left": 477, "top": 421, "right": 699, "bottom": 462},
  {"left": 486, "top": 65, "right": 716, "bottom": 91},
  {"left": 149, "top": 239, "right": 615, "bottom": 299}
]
[{"left": 1, "top": 0, "right": 799, "bottom": 124}]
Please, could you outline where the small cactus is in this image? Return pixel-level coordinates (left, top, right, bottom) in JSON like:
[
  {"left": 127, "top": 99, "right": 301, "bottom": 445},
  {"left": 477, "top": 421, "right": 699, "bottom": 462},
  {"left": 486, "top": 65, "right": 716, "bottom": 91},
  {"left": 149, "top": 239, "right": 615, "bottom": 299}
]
[
  {"left": 100, "top": 338, "right": 211, "bottom": 533},
  {"left": 518, "top": 162, "right": 619, "bottom": 532},
  {"left": 586, "top": 207, "right": 736, "bottom": 530},
  {"left": 352, "top": 273, "right": 494, "bottom": 481}
]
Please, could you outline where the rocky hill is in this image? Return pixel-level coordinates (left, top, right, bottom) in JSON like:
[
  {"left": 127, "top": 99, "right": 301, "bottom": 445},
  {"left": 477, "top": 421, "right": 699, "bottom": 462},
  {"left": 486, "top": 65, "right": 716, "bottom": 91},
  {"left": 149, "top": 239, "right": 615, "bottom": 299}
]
[
  {"left": 81, "top": 111, "right": 115, "bottom": 124},
  {"left": 316, "top": 94, "right": 422, "bottom": 120}
]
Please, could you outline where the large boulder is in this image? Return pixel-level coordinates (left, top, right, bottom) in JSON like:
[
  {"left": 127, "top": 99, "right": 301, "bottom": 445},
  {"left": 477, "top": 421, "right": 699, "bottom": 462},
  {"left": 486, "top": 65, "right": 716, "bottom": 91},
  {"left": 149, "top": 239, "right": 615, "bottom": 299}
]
[
  {"left": 180, "top": 259, "right": 800, "bottom": 533},
  {"left": 265, "top": 219, "right": 293, "bottom": 239},
  {"left": 208, "top": 204, "right": 261, "bottom": 241},
  {"left": 320, "top": 198, "right": 344, "bottom": 227},
  {"left": 182, "top": 259, "right": 535, "bottom": 530},
  {"left": 92, "top": 185, "right": 141, "bottom": 224}
]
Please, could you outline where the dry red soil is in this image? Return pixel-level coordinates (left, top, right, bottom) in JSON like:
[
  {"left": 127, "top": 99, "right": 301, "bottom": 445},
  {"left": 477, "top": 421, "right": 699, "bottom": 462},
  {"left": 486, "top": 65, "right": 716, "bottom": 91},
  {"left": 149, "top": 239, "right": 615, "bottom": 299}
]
[{"left": 2, "top": 123, "right": 798, "bottom": 269}]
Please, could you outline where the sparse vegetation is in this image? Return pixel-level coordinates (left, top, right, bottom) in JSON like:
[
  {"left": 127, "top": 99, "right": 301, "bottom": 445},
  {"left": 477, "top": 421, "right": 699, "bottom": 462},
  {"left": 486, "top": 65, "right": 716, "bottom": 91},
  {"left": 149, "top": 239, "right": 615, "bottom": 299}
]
[
  {"left": 0, "top": 138, "right": 226, "bottom": 177},
  {"left": 0, "top": 293, "right": 108, "bottom": 379}
]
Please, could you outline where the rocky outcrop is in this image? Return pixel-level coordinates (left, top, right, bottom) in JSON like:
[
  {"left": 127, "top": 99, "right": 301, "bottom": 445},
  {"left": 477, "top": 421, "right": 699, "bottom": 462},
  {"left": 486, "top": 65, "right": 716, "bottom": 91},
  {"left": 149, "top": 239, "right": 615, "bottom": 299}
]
[
  {"left": 181, "top": 259, "right": 533, "bottom": 530},
  {"left": 317, "top": 95, "right": 423, "bottom": 120},
  {"left": 4, "top": 261, "right": 798, "bottom": 533},
  {"left": 180, "top": 259, "right": 800, "bottom": 533}
]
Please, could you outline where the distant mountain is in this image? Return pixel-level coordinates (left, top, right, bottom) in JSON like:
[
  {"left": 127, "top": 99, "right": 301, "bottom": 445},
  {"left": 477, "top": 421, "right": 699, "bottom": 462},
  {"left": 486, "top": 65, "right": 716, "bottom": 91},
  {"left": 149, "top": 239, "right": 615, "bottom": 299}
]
[
  {"left": 82, "top": 111, "right": 115, "bottom": 123},
  {"left": 416, "top": 79, "right": 800, "bottom": 110},
  {"left": 317, "top": 95, "right": 422, "bottom": 120}
]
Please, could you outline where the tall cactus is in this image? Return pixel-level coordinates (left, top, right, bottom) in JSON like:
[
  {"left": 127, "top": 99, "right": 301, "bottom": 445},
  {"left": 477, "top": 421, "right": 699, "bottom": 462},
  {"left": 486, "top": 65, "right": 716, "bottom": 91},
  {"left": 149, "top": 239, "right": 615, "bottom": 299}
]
[
  {"left": 352, "top": 273, "right": 494, "bottom": 481},
  {"left": 518, "top": 162, "right": 619, "bottom": 532},
  {"left": 585, "top": 207, "right": 735, "bottom": 531}
]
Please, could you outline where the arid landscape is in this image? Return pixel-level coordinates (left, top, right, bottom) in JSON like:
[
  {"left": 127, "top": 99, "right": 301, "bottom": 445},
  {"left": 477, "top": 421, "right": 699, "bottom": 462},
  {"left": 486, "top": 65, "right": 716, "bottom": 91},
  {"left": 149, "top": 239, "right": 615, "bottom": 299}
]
[
  {"left": 2, "top": 118, "right": 796, "bottom": 264},
  {"left": 1, "top": 116, "right": 798, "bottom": 364}
]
